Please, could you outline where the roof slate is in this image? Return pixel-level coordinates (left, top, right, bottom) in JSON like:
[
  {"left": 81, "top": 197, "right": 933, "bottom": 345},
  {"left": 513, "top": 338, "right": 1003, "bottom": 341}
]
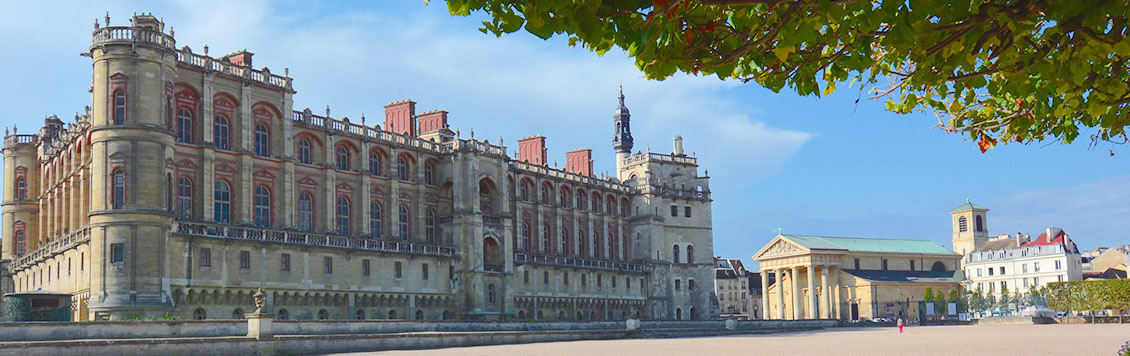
[
  {"left": 780, "top": 234, "right": 959, "bottom": 256},
  {"left": 950, "top": 201, "right": 989, "bottom": 212}
]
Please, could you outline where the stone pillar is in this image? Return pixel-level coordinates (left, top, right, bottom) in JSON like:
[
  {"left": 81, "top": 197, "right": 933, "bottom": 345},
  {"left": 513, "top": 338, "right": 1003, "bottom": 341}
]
[
  {"left": 806, "top": 265, "right": 816, "bottom": 319},
  {"left": 820, "top": 265, "right": 829, "bottom": 319},
  {"left": 760, "top": 269, "right": 770, "bottom": 320},
  {"left": 790, "top": 267, "right": 800, "bottom": 320},
  {"left": 246, "top": 312, "right": 274, "bottom": 340},
  {"left": 775, "top": 269, "right": 784, "bottom": 320}
]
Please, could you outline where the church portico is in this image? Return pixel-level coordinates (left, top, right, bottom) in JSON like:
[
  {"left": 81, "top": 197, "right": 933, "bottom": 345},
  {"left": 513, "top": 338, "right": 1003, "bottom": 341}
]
[{"left": 755, "top": 234, "right": 962, "bottom": 321}]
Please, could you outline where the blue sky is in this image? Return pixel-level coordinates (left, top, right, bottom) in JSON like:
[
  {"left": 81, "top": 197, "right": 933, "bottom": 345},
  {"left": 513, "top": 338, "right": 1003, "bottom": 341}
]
[{"left": 2, "top": 1, "right": 1128, "bottom": 269}]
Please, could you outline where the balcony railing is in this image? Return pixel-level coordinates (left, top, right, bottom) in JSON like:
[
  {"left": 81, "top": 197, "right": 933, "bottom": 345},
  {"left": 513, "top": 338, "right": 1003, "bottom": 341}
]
[
  {"left": 174, "top": 221, "right": 455, "bottom": 257},
  {"left": 176, "top": 48, "right": 292, "bottom": 89},
  {"left": 92, "top": 26, "right": 175, "bottom": 49},
  {"left": 12, "top": 226, "right": 92, "bottom": 271},
  {"left": 3, "top": 134, "right": 37, "bottom": 147},
  {"left": 513, "top": 252, "right": 646, "bottom": 273},
  {"left": 621, "top": 152, "right": 698, "bottom": 167}
]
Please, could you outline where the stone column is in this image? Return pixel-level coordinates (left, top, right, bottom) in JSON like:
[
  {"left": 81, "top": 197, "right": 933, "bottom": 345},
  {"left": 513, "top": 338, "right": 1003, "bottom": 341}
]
[
  {"left": 760, "top": 269, "right": 770, "bottom": 320},
  {"left": 820, "top": 265, "right": 830, "bottom": 319},
  {"left": 806, "top": 266, "right": 816, "bottom": 319},
  {"left": 775, "top": 269, "right": 784, "bottom": 320},
  {"left": 790, "top": 266, "right": 800, "bottom": 320}
]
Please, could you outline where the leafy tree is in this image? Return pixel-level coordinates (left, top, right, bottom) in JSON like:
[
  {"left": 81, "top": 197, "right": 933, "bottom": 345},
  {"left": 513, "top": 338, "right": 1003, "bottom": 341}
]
[
  {"left": 923, "top": 287, "right": 934, "bottom": 303},
  {"left": 443, "top": 0, "right": 1130, "bottom": 151}
]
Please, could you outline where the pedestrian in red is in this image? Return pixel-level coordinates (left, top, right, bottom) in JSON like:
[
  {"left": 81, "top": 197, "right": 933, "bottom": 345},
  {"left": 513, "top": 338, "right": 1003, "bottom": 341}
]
[{"left": 897, "top": 317, "right": 904, "bottom": 333}]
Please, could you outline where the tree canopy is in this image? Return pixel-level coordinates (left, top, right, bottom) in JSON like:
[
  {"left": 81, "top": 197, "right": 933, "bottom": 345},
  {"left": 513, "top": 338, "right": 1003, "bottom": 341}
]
[{"left": 442, "top": 0, "right": 1130, "bottom": 152}]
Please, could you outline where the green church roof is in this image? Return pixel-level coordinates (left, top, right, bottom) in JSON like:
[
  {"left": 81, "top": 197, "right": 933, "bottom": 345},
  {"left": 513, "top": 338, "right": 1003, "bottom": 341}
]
[
  {"left": 779, "top": 234, "right": 959, "bottom": 256},
  {"left": 949, "top": 201, "right": 988, "bottom": 212}
]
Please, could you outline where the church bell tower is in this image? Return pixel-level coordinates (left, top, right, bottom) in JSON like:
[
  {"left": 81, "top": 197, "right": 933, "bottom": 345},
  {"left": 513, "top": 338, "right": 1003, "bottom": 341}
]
[{"left": 612, "top": 86, "right": 633, "bottom": 177}]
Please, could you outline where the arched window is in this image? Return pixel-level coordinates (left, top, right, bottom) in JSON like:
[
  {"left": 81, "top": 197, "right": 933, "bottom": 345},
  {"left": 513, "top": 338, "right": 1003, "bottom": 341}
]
[
  {"left": 176, "top": 108, "right": 193, "bottom": 143},
  {"left": 577, "top": 191, "right": 586, "bottom": 211},
  {"left": 415, "top": 310, "right": 424, "bottom": 320},
  {"left": 254, "top": 123, "right": 270, "bottom": 157},
  {"left": 369, "top": 152, "right": 382, "bottom": 176},
  {"left": 541, "top": 224, "right": 551, "bottom": 253},
  {"left": 193, "top": 308, "right": 206, "bottom": 320},
  {"left": 593, "top": 228, "right": 603, "bottom": 259},
  {"left": 253, "top": 186, "right": 271, "bottom": 227},
  {"left": 483, "top": 237, "right": 502, "bottom": 272},
  {"left": 112, "top": 90, "right": 126, "bottom": 124},
  {"left": 673, "top": 245, "right": 681, "bottom": 264},
  {"left": 622, "top": 230, "right": 630, "bottom": 260},
  {"left": 520, "top": 181, "right": 530, "bottom": 201},
  {"left": 398, "top": 205, "right": 410, "bottom": 240},
  {"left": 297, "top": 139, "right": 311, "bottom": 164},
  {"left": 298, "top": 192, "right": 313, "bottom": 231},
  {"left": 975, "top": 215, "right": 984, "bottom": 232},
  {"left": 355, "top": 309, "right": 365, "bottom": 320},
  {"left": 686, "top": 245, "right": 694, "bottom": 264},
  {"left": 591, "top": 194, "right": 601, "bottom": 213},
  {"left": 560, "top": 227, "right": 569, "bottom": 255},
  {"left": 370, "top": 202, "right": 383, "bottom": 237},
  {"left": 388, "top": 310, "right": 398, "bottom": 319},
  {"left": 675, "top": 308, "right": 682, "bottom": 320},
  {"left": 214, "top": 181, "right": 231, "bottom": 223},
  {"left": 232, "top": 309, "right": 244, "bottom": 319},
  {"left": 578, "top": 228, "right": 587, "bottom": 257},
  {"left": 560, "top": 189, "right": 571, "bottom": 209},
  {"left": 487, "top": 284, "right": 496, "bottom": 303},
  {"left": 176, "top": 178, "right": 193, "bottom": 219},
  {"left": 425, "top": 208, "right": 436, "bottom": 244},
  {"left": 424, "top": 161, "right": 436, "bottom": 185},
  {"left": 276, "top": 309, "right": 288, "bottom": 320},
  {"left": 336, "top": 145, "right": 351, "bottom": 171},
  {"left": 16, "top": 177, "right": 26, "bottom": 201},
  {"left": 541, "top": 184, "right": 551, "bottom": 204},
  {"left": 396, "top": 157, "right": 409, "bottom": 180},
  {"left": 520, "top": 222, "right": 531, "bottom": 252},
  {"left": 958, "top": 216, "right": 968, "bottom": 232},
  {"left": 213, "top": 115, "right": 229, "bottom": 150},
  {"left": 111, "top": 169, "right": 126, "bottom": 209},
  {"left": 931, "top": 261, "right": 947, "bottom": 272},
  {"left": 336, "top": 197, "right": 351, "bottom": 235},
  {"left": 609, "top": 227, "right": 618, "bottom": 260},
  {"left": 607, "top": 198, "right": 615, "bottom": 216},
  {"left": 621, "top": 199, "right": 630, "bottom": 217},
  {"left": 318, "top": 309, "right": 329, "bottom": 320},
  {"left": 15, "top": 230, "right": 25, "bottom": 256}
]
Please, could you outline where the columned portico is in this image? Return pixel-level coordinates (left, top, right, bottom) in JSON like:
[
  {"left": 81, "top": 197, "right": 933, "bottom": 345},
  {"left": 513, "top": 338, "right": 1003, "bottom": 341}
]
[
  {"left": 774, "top": 268, "right": 784, "bottom": 320},
  {"left": 806, "top": 266, "right": 816, "bottom": 319},
  {"left": 760, "top": 269, "right": 770, "bottom": 320},
  {"left": 820, "top": 265, "right": 830, "bottom": 319},
  {"left": 790, "top": 267, "right": 800, "bottom": 319}
]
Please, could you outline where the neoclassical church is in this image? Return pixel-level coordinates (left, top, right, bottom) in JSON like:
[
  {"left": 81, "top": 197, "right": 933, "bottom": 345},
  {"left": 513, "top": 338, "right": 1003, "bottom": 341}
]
[{"left": 0, "top": 14, "right": 715, "bottom": 321}]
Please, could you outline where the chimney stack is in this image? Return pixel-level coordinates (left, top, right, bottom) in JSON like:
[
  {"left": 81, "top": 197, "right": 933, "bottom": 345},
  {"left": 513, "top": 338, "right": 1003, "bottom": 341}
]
[
  {"left": 517, "top": 136, "right": 547, "bottom": 166},
  {"left": 384, "top": 99, "right": 417, "bottom": 136},
  {"left": 565, "top": 149, "right": 593, "bottom": 177}
]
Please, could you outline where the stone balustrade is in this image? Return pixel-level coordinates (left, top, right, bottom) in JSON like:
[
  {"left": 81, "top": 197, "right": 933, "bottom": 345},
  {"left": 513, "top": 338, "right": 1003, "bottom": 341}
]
[
  {"left": 12, "top": 226, "right": 91, "bottom": 272},
  {"left": 3, "top": 134, "right": 37, "bottom": 147},
  {"left": 173, "top": 221, "right": 456, "bottom": 257},
  {"left": 92, "top": 26, "right": 175, "bottom": 49},
  {"left": 513, "top": 252, "right": 647, "bottom": 273},
  {"left": 290, "top": 110, "right": 449, "bottom": 154},
  {"left": 510, "top": 161, "right": 633, "bottom": 194}
]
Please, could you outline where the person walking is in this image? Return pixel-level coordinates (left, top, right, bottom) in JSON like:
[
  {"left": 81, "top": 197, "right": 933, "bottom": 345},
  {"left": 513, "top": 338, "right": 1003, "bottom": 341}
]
[{"left": 897, "top": 317, "right": 904, "bottom": 333}]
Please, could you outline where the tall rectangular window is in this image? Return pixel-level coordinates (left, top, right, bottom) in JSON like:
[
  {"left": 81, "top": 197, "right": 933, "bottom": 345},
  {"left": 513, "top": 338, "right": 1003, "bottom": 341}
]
[
  {"left": 239, "top": 251, "right": 251, "bottom": 269},
  {"left": 111, "top": 169, "right": 126, "bottom": 209},
  {"left": 543, "top": 271, "right": 549, "bottom": 286},
  {"left": 176, "top": 178, "right": 193, "bottom": 219},
  {"left": 881, "top": 259, "right": 888, "bottom": 270},
  {"left": 254, "top": 124, "right": 270, "bottom": 157},
  {"left": 395, "top": 261, "right": 402, "bottom": 278},
  {"left": 910, "top": 260, "right": 916, "bottom": 271},
  {"left": 1055, "top": 260, "right": 1062, "bottom": 270},
  {"left": 854, "top": 258, "right": 860, "bottom": 269},
  {"left": 112, "top": 91, "right": 126, "bottom": 124},
  {"left": 674, "top": 279, "right": 681, "bottom": 290},
  {"left": 110, "top": 243, "right": 125, "bottom": 263},
  {"left": 362, "top": 259, "right": 371, "bottom": 276},
  {"left": 281, "top": 253, "right": 290, "bottom": 272},
  {"left": 199, "top": 248, "right": 211, "bottom": 267},
  {"left": 670, "top": 206, "right": 678, "bottom": 217},
  {"left": 422, "top": 263, "right": 429, "bottom": 280},
  {"left": 324, "top": 256, "right": 333, "bottom": 274},
  {"left": 684, "top": 206, "right": 692, "bottom": 218}
]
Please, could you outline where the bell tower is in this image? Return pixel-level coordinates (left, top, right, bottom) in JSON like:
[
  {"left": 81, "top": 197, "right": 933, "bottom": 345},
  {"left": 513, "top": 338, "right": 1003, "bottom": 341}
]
[
  {"left": 612, "top": 86, "right": 633, "bottom": 177},
  {"left": 950, "top": 200, "right": 989, "bottom": 257}
]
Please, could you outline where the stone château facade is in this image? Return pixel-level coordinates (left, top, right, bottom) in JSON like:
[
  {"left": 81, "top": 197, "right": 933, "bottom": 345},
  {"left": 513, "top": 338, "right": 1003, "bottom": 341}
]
[{"left": 0, "top": 14, "right": 715, "bottom": 321}]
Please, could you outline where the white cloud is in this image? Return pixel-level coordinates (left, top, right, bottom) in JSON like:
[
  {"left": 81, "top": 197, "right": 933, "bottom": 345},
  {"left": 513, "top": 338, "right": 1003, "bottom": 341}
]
[{"left": 990, "top": 175, "right": 1130, "bottom": 245}]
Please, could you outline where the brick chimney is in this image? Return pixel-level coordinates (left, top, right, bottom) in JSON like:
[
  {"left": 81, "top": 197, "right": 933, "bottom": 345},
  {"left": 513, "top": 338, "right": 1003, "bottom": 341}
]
[
  {"left": 565, "top": 148, "right": 593, "bottom": 177},
  {"left": 517, "top": 136, "right": 547, "bottom": 166},
  {"left": 222, "top": 50, "right": 253, "bottom": 67},
  {"left": 384, "top": 99, "right": 417, "bottom": 136},
  {"left": 416, "top": 110, "right": 448, "bottom": 133}
]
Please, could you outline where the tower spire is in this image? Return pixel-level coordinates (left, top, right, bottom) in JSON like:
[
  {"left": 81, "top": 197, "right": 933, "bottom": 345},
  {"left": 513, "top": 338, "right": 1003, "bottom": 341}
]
[{"left": 613, "top": 86, "right": 634, "bottom": 177}]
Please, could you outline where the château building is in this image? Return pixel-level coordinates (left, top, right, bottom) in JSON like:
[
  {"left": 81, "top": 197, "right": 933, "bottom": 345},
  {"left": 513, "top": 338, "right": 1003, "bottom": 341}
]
[{"left": 0, "top": 13, "right": 715, "bottom": 321}]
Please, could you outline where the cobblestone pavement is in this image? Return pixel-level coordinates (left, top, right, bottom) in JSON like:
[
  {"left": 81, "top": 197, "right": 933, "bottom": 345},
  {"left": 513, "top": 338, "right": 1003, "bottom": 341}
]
[{"left": 336, "top": 324, "right": 1130, "bottom": 356}]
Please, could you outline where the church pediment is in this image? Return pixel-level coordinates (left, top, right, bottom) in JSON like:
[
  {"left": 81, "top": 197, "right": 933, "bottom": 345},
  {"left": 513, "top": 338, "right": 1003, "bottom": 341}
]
[{"left": 754, "top": 237, "right": 807, "bottom": 260}]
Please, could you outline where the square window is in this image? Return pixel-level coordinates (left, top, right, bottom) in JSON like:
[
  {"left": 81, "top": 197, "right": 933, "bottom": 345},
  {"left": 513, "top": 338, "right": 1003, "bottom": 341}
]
[{"left": 110, "top": 243, "right": 125, "bottom": 263}]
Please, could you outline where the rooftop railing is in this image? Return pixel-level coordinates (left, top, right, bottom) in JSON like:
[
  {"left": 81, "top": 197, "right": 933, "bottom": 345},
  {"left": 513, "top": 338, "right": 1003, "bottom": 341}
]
[
  {"left": 92, "top": 26, "right": 175, "bottom": 48},
  {"left": 621, "top": 152, "right": 698, "bottom": 167},
  {"left": 510, "top": 161, "right": 632, "bottom": 193},
  {"left": 290, "top": 111, "right": 449, "bottom": 154},
  {"left": 174, "top": 221, "right": 455, "bottom": 257},
  {"left": 445, "top": 138, "right": 508, "bottom": 157},
  {"left": 513, "top": 252, "right": 647, "bottom": 273},
  {"left": 176, "top": 49, "right": 292, "bottom": 89},
  {"left": 3, "top": 134, "right": 37, "bottom": 147}
]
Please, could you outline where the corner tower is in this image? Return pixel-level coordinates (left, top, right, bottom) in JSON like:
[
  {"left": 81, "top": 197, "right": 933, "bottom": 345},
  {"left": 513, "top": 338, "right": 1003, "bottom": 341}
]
[
  {"left": 950, "top": 200, "right": 989, "bottom": 257},
  {"left": 612, "top": 86, "right": 633, "bottom": 176},
  {"left": 86, "top": 13, "right": 179, "bottom": 319}
]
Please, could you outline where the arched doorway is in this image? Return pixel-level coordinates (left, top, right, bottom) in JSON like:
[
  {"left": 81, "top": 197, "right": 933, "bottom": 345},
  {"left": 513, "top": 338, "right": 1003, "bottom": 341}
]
[{"left": 675, "top": 308, "right": 682, "bottom": 320}]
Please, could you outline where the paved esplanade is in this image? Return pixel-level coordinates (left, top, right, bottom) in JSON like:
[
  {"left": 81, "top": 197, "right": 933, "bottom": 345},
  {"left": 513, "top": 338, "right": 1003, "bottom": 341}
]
[{"left": 337, "top": 324, "right": 1129, "bottom": 356}]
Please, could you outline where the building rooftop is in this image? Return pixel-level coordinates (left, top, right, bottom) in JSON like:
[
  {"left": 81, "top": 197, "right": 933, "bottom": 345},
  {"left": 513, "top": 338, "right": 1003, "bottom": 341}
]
[
  {"left": 841, "top": 269, "right": 963, "bottom": 284},
  {"left": 779, "top": 234, "right": 959, "bottom": 256},
  {"left": 949, "top": 201, "right": 989, "bottom": 212}
]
